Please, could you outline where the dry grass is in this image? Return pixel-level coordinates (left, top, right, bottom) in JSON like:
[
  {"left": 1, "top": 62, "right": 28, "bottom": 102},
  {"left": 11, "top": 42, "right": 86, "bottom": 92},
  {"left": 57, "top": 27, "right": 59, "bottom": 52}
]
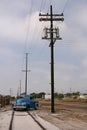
[{"left": 37, "top": 98, "right": 87, "bottom": 111}]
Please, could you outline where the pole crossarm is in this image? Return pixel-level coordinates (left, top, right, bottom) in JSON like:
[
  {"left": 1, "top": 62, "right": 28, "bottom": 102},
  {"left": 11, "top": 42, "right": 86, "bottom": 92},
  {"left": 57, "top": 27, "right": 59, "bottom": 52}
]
[
  {"left": 39, "top": 13, "right": 64, "bottom": 16},
  {"left": 39, "top": 18, "right": 64, "bottom": 21},
  {"left": 42, "top": 37, "right": 62, "bottom": 40},
  {"left": 22, "top": 70, "right": 30, "bottom": 72},
  {"left": 39, "top": 12, "right": 64, "bottom": 22}
]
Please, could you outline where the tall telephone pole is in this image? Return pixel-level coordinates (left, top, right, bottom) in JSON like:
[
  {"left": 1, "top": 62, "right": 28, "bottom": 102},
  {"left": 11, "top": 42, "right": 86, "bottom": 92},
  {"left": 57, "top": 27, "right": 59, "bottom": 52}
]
[
  {"left": 20, "top": 80, "right": 21, "bottom": 96},
  {"left": 22, "top": 53, "right": 29, "bottom": 95},
  {"left": 39, "top": 5, "right": 64, "bottom": 113}
]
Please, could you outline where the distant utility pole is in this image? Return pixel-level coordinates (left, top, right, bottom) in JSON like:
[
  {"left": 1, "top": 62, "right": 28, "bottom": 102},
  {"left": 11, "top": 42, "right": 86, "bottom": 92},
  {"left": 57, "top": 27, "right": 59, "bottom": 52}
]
[
  {"left": 22, "top": 53, "right": 29, "bottom": 95},
  {"left": 20, "top": 80, "right": 21, "bottom": 95},
  {"left": 39, "top": 5, "right": 64, "bottom": 113},
  {"left": 10, "top": 88, "right": 12, "bottom": 97}
]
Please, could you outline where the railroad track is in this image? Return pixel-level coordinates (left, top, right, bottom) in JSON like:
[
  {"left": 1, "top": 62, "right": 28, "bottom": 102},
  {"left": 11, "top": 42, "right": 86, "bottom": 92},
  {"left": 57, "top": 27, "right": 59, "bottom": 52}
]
[{"left": 9, "top": 110, "right": 46, "bottom": 130}]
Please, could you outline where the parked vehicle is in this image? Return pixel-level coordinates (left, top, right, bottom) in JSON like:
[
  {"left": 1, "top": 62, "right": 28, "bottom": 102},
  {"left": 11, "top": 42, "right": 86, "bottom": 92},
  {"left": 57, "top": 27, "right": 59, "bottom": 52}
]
[{"left": 12, "top": 94, "right": 38, "bottom": 110}]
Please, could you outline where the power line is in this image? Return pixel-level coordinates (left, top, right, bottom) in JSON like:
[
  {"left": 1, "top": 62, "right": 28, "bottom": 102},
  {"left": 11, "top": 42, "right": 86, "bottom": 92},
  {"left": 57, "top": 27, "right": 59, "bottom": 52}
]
[
  {"left": 62, "top": 0, "right": 70, "bottom": 13},
  {"left": 40, "top": 0, "right": 49, "bottom": 13},
  {"left": 40, "top": 0, "right": 44, "bottom": 12},
  {"left": 28, "top": 1, "right": 52, "bottom": 55},
  {"left": 26, "top": 0, "right": 46, "bottom": 51},
  {"left": 19, "top": 0, "right": 34, "bottom": 94},
  {"left": 24, "top": 0, "right": 34, "bottom": 53},
  {"left": 35, "top": 1, "right": 54, "bottom": 59}
]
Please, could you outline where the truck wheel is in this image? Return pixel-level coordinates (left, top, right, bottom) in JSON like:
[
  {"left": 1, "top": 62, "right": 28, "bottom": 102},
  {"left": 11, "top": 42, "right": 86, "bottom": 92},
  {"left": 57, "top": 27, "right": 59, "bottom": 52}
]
[
  {"left": 34, "top": 107, "right": 37, "bottom": 110},
  {"left": 26, "top": 105, "right": 30, "bottom": 111}
]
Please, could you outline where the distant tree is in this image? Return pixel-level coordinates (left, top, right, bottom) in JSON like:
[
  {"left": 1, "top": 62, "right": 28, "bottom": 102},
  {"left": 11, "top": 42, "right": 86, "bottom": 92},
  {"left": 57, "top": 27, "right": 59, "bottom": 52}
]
[
  {"left": 72, "top": 91, "right": 80, "bottom": 96},
  {"left": 66, "top": 93, "right": 72, "bottom": 97},
  {"left": 30, "top": 93, "right": 37, "bottom": 98},
  {"left": 54, "top": 93, "right": 58, "bottom": 98},
  {"left": 37, "top": 92, "right": 45, "bottom": 98},
  {"left": 31, "top": 92, "right": 46, "bottom": 98},
  {"left": 11, "top": 96, "right": 15, "bottom": 100},
  {"left": 58, "top": 93, "right": 64, "bottom": 99},
  {"left": 83, "top": 93, "right": 87, "bottom": 95}
]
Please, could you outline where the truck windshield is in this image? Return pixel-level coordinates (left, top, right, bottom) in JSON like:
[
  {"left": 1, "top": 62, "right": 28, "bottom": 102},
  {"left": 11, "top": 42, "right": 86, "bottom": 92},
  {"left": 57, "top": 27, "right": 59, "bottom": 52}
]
[{"left": 17, "top": 99, "right": 26, "bottom": 103}]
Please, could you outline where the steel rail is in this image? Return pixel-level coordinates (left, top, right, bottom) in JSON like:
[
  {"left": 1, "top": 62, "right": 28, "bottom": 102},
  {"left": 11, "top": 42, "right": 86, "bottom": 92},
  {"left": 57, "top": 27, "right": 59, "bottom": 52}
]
[
  {"left": 27, "top": 111, "right": 46, "bottom": 130},
  {"left": 9, "top": 110, "right": 14, "bottom": 130},
  {"left": 9, "top": 110, "right": 46, "bottom": 130}
]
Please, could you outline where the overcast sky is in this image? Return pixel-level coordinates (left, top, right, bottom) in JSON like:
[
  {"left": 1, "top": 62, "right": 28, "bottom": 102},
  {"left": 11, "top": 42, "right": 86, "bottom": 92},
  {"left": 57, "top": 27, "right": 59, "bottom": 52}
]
[{"left": 0, "top": 0, "right": 87, "bottom": 96}]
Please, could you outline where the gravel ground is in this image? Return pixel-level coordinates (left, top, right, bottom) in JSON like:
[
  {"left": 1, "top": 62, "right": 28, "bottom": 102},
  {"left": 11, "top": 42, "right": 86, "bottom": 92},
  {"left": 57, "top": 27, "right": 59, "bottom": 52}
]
[
  {"left": 31, "top": 101, "right": 87, "bottom": 130},
  {"left": 33, "top": 109, "right": 87, "bottom": 130},
  {"left": 0, "top": 110, "right": 12, "bottom": 130}
]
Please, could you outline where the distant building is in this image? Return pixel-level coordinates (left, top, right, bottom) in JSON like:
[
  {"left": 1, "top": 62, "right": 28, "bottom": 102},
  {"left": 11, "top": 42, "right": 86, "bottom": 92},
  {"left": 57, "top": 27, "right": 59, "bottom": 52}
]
[
  {"left": 45, "top": 94, "right": 51, "bottom": 100},
  {"left": 78, "top": 95, "right": 87, "bottom": 100},
  {"left": 0, "top": 95, "right": 10, "bottom": 107}
]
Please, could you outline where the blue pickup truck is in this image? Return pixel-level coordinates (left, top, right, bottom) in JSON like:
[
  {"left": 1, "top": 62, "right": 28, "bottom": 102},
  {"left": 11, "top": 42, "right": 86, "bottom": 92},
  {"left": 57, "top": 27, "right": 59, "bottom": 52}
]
[{"left": 12, "top": 94, "right": 38, "bottom": 110}]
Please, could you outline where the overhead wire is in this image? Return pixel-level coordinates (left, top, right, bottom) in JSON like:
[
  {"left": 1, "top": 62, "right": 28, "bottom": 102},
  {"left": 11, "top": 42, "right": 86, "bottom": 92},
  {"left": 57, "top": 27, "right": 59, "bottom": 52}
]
[
  {"left": 41, "top": 0, "right": 48, "bottom": 12},
  {"left": 26, "top": 1, "right": 44, "bottom": 52},
  {"left": 29, "top": 0, "right": 53, "bottom": 59},
  {"left": 38, "top": 0, "right": 73, "bottom": 59},
  {"left": 40, "top": 0, "right": 44, "bottom": 13},
  {"left": 7, "top": 0, "right": 83, "bottom": 95},
  {"left": 27, "top": 0, "right": 49, "bottom": 57},
  {"left": 62, "top": 0, "right": 73, "bottom": 48},
  {"left": 48, "top": 0, "right": 53, "bottom": 11},
  {"left": 37, "top": 0, "right": 52, "bottom": 52},
  {"left": 62, "top": 0, "right": 70, "bottom": 13},
  {"left": 34, "top": 0, "right": 50, "bottom": 59},
  {"left": 20, "top": 0, "right": 49, "bottom": 86},
  {"left": 23, "top": 0, "right": 34, "bottom": 53},
  {"left": 24, "top": 1, "right": 87, "bottom": 79},
  {"left": 18, "top": 0, "right": 83, "bottom": 95},
  {"left": 28, "top": 0, "right": 44, "bottom": 43},
  {"left": 36, "top": 0, "right": 55, "bottom": 59},
  {"left": 37, "top": 0, "right": 50, "bottom": 44},
  {"left": 19, "top": 0, "right": 34, "bottom": 89},
  {"left": 22, "top": 0, "right": 72, "bottom": 73}
]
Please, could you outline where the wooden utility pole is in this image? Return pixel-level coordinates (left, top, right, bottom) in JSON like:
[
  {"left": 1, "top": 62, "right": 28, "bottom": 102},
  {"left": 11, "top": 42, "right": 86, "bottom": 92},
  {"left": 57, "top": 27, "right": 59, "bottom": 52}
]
[
  {"left": 25, "top": 53, "right": 28, "bottom": 94},
  {"left": 39, "top": 5, "right": 64, "bottom": 113},
  {"left": 22, "top": 53, "right": 29, "bottom": 95},
  {"left": 20, "top": 80, "right": 21, "bottom": 95}
]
